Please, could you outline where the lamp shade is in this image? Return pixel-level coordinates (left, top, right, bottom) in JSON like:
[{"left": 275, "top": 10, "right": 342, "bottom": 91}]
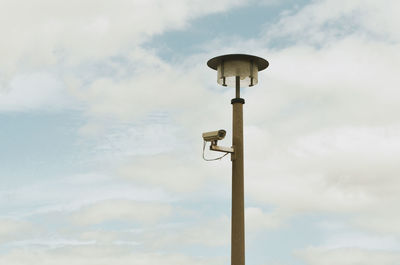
[{"left": 207, "top": 54, "right": 268, "bottom": 88}]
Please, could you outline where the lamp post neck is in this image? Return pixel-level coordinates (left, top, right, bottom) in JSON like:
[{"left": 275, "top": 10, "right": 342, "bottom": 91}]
[
  {"left": 231, "top": 76, "right": 245, "bottom": 104},
  {"left": 235, "top": 76, "right": 240, "bottom": 98}
]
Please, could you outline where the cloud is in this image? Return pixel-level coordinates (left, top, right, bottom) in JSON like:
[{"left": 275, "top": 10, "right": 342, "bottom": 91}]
[
  {"left": 0, "top": 72, "right": 75, "bottom": 111},
  {"left": 0, "top": 173, "right": 171, "bottom": 219},
  {"left": 139, "top": 215, "right": 230, "bottom": 249},
  {"left": 0, "top": 0, "right": 248, "bottom": 69},
  {"left": 296, "top": 247, "right": 400, "bottom": 265},
  {"left": 320, "top": 232, "right": 400, "bottom": 251},
  {"left": 178, "top": 216, "right": 230, "bottom": 247},
  {"left": 245, "top": 207, "right": 287, "bottom": 232},
  {"left": 0, "top": 0, "right": 253, "bottom": 112},
  {"left": 70, "top": 199, "right": 172, "bottom": 226},
  {"left": 0, "top": 245, "right": 226, "bottom": 265},
  {"left": 117, "top": 152, "right": 230, "bottom": 193},
  {"left": 265, "top": 0, "right": 400, "bottom": 45},
  {"left": 0, "top": 219, "right": 37, "bottom": 244},
  {"left": 352, "top": 207, "right": 400, "bottom": 235},
  {"left": 71, "top": 53, "right": 209, "bottom": 119}
]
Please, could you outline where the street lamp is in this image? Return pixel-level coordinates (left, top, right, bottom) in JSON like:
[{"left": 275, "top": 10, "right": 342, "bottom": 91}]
[{"left": 203, "top": 54, "right": 268, "bottom": 265}]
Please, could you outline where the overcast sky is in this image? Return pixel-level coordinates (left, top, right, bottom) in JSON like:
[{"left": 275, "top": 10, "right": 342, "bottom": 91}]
[{"left": 1, "top": 0, "right": 400, "bottom": 264}]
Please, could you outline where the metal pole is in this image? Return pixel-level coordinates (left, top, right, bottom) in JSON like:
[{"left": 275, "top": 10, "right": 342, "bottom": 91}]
[{"left": 231, "top": 75, "right": 245, "bottom": 265}]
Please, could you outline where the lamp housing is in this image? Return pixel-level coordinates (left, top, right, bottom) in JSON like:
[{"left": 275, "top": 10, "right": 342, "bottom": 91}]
[{"left": 207, "top": 54, "right": 268, "bottom": 88}]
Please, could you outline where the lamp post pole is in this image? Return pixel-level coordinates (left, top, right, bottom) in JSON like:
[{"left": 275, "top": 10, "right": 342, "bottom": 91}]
[
  {"left": 205, "top": 54, "right": 268, "bottom": 265},
  {"left": 231, "top": 75, "right": 245, "bottom": 265}
]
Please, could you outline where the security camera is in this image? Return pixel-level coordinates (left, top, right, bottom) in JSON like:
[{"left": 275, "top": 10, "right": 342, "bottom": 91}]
[{"left": 202, "top": 129, "right": 226, "bottom": 142}]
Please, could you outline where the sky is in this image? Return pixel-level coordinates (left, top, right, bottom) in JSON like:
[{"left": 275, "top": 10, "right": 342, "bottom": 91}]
[{"left": 1, "top": 0, "right": 400, "bottom": 264}]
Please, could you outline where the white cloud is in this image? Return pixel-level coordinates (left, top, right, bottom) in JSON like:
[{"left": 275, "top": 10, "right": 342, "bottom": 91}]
[
  {"left": 297, "top": 247, "right": 400, "bottom": 265},
  {"left": 0, "top": 0, "right": 253, "bottom": 112},
  {"left": 5, "top": 238, "right": 95, "bottom": 248},
  {"left": 70, "top": 199, "right": 172, "bottom": 226},
  {"left": 245, "top": 125, "right": 400, "bottom": 228},
  {"left": 265, "top": 0, "right": 400, "bottom": 45},
  {"left": 245, "top": 207, "right": 287, "bottom": 232},
  {"left": 118, "top": 152, "right": 230, "bottom": 193},
  {"left": 0, "top": 173, "right": 171, "bottom": 219},
  {"left": 0, "top": 72, "right": 76, "bottom": 111},
  {"left": 139, "top": 216, "right": 230, "bottom": 249},
  {"left": 352, "top": 208, "right": 400, "bottom": 236},
  {"left": 321, "top": 233, "right": 400, "bottom": 251},
  {"left": 179, "top": 216, "right": 230, "bottom": 247},
  {"left": 0, "top": 245, "right": 226, "bottom": 265},
  {"left": 0, "top": 219, "right": 37, "bottom": 244},
  {"left": 0, "top": 0, "right": 248, "bottom": 68}
]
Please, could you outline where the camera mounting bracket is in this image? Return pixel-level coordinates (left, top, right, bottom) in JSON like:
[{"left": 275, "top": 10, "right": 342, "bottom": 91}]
[{"left": 210, "top": 142, "right": 234, "bottom": 154}]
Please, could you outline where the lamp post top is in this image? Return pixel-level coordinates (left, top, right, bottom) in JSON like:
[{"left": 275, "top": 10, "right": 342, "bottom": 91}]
[{"left": 207, "top": 54, "right": 269, "bottom": 71}]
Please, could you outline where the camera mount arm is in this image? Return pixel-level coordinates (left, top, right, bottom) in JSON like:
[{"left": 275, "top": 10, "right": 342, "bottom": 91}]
[{"left": 210, "top": 141, "right": 234, "bottom": 153}]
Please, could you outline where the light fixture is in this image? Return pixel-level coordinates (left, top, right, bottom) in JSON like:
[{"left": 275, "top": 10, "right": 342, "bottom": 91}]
[{"left": 207, "top": 54, "right": 268, "bottom": 88}]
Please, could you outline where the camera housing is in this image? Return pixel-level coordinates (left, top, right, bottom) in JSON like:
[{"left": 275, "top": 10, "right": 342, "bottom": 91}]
[{"left": 202, "top": 130, "right": 226, "bottom": 142}]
